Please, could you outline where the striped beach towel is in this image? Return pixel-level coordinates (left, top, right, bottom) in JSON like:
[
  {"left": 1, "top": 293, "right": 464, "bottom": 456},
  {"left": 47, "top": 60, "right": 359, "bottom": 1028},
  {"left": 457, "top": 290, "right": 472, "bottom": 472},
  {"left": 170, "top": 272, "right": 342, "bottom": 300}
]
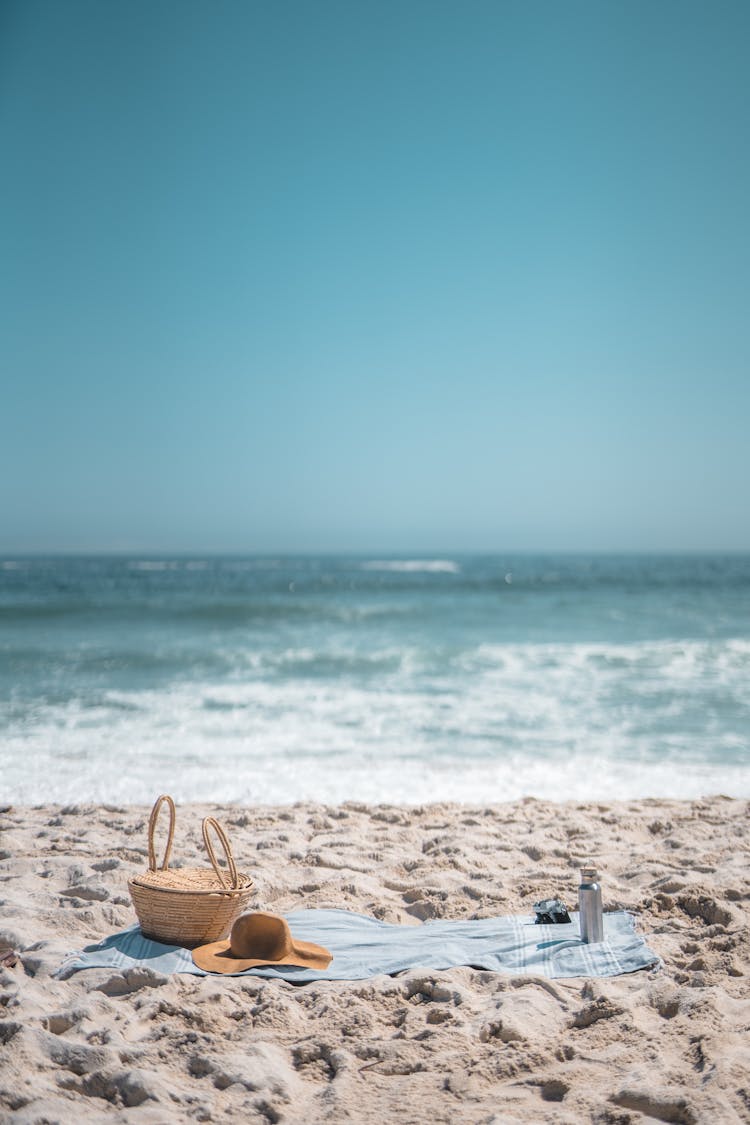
[{"left": 57, "top": 908, "right": 659, "bottom": 982}]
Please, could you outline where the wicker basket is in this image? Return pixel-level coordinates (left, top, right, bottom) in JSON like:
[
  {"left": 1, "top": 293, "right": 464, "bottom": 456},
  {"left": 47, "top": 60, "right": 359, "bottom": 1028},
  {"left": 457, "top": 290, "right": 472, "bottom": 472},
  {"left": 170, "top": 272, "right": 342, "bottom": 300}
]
[{"left": 128, "top": 794, "right": 254, "bottom": 947}]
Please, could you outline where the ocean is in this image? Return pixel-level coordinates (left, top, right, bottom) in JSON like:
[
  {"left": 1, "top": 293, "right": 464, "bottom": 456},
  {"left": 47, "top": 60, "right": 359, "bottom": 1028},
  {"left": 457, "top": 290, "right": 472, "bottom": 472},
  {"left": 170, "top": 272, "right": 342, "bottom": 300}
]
[{"left": 1, "top": 554, "right": 748, "bottom": 805}]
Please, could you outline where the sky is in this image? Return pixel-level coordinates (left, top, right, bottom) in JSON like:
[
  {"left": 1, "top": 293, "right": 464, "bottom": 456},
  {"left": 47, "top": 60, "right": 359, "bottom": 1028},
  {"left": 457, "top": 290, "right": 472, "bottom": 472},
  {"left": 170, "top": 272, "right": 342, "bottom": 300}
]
[{"left": 1, "top": 0, "right": 749, "bottom": 554}]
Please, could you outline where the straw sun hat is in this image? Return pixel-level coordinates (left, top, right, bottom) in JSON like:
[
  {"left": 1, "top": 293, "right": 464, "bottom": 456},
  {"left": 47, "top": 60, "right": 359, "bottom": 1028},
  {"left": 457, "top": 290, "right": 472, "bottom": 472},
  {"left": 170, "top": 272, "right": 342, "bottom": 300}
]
[{"left": 192, "top": 911, "right": 333, "bottom": 973}]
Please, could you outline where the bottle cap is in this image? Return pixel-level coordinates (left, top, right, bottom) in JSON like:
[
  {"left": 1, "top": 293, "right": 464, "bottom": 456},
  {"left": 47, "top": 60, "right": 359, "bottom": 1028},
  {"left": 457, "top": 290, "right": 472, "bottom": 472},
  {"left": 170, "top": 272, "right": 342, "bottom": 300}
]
[{"left": 580, "top": 864, "right": 598, "bottom": 880}]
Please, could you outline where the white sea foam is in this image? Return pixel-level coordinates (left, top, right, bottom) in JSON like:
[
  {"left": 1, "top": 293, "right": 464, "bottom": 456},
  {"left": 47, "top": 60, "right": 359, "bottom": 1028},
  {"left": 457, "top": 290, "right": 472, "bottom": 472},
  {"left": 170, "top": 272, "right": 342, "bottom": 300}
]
[
  {"left": 128, "top": 560, "right": 179, "bottom": 571},
  {"left": 3, "top": 709, "right": 747, "bottom": 807},
  {"left": 2, "top": 638, "right": 748, "bottom": 805},
  {"left": 361, "top": 560, "right": 460, "bottom": 573}
]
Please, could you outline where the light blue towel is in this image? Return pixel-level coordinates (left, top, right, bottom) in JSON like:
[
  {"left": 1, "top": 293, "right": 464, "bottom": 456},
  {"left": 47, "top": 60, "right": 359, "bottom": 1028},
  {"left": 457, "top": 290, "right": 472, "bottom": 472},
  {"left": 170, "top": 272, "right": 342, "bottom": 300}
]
[{"left": 57, "top": 908, "right": 659, "bottom": 982}]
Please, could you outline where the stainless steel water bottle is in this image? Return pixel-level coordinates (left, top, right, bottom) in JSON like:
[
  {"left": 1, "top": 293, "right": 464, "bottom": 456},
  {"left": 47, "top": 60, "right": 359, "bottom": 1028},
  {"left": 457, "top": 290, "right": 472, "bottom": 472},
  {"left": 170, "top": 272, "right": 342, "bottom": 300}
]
[{"left": 578, "top": 864, "right": 604, "bottom": 943}]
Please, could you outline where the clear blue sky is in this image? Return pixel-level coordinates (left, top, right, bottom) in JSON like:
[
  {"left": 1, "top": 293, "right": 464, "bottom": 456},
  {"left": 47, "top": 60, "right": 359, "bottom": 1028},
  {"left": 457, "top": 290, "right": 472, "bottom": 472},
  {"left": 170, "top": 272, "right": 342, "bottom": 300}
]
[{"left": 1, "top": 0, "right": 748, "bottom": 553}]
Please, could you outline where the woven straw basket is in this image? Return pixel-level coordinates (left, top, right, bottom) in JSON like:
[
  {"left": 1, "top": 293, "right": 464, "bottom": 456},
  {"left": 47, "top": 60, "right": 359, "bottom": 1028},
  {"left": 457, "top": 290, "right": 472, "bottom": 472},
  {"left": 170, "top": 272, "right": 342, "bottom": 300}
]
[{"left": 128, "top": 795, "right": 254, "bottom": 947}]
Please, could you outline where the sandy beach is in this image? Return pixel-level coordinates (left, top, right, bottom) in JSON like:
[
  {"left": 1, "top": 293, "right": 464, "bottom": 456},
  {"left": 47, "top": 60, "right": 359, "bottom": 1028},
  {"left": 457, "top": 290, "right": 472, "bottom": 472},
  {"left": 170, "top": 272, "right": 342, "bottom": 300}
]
[{"left": 0, "top": 797, "right": 747, "bottom": 1123}]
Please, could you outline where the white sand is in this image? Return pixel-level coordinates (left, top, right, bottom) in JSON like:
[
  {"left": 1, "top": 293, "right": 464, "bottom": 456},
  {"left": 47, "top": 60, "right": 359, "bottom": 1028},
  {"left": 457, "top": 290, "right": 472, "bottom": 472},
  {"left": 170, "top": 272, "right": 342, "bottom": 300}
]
[{"left": 0, "top": 797, "right": 748, "bottom": 1123}]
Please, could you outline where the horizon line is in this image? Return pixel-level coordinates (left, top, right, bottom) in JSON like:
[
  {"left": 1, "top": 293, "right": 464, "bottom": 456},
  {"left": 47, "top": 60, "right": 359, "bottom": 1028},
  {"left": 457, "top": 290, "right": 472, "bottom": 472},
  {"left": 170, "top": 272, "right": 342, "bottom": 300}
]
[{"left": 3, "top": 547, "right": 750, "bottom": 559}]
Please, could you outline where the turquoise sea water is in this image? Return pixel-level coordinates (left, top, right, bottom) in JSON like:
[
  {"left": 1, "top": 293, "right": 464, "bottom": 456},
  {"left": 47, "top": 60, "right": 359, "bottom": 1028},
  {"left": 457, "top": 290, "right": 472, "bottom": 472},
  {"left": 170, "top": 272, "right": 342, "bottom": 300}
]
[{"left": 1, "top": 555, "right": 748, "bottom": 804}]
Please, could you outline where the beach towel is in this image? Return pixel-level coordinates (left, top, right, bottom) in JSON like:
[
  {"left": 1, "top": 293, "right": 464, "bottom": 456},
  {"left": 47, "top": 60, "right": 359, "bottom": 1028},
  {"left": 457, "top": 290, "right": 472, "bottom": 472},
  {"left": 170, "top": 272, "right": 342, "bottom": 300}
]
[{"left": 57, "top": 907, "right": 659, "bottom": 982}]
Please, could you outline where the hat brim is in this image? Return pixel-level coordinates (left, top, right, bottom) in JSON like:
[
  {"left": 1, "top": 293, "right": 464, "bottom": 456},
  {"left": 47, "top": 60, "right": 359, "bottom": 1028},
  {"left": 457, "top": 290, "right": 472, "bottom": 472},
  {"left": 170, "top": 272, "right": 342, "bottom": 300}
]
[{"left": 192, "top": 936, "right": 333, "bottom": 974}]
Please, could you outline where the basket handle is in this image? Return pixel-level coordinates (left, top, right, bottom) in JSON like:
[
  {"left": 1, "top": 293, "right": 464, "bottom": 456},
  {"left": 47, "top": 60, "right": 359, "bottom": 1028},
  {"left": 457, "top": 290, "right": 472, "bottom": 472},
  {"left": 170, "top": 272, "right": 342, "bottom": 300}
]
[
  {"left": 202, "top": 816, "right": 240, "bottom": 890},
  {"left": 147, "top": 794, "right": 176, "bottom": 873}
]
